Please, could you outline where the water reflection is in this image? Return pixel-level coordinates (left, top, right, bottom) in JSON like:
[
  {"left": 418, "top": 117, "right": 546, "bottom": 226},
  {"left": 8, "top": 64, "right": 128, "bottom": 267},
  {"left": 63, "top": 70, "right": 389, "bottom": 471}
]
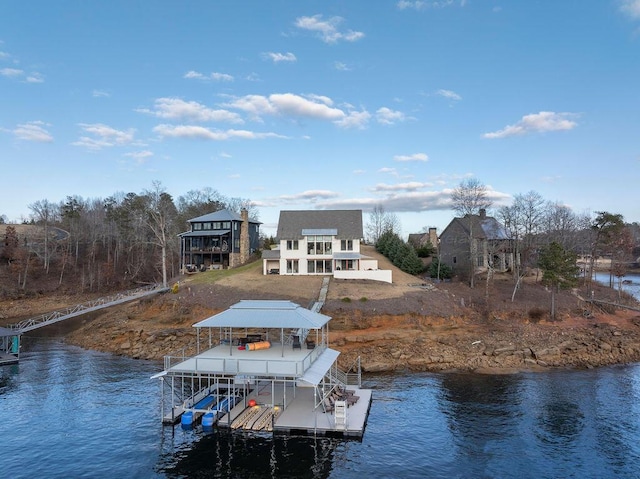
[{"left": 157, "top": 430, "right": 342, "bottom": 479}]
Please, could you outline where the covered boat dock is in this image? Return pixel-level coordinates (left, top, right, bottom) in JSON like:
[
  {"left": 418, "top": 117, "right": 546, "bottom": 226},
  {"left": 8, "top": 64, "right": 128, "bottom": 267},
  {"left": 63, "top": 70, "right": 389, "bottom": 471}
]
[{"left": 152, "top": 300, "right": 372, "bottom": 438}]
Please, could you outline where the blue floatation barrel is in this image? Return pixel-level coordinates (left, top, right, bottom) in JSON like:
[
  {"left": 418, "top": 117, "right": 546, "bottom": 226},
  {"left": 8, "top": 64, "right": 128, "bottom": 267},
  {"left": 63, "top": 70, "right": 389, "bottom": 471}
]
[
  {"left": 181, "top": 411, "right": 194, "bottom": 428},
  {"left": 202, "top": 412, "right": 215, "bottom": 428}
]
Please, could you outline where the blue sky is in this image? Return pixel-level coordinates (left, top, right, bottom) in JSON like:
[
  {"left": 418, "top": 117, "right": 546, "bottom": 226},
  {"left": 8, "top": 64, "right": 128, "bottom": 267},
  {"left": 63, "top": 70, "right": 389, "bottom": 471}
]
[{"left": 1, "top": 0, "right": 639, "bottom": 237}]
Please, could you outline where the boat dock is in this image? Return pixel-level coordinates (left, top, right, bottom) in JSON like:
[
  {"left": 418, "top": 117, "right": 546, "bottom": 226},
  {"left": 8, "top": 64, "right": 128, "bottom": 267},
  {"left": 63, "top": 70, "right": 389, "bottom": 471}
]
[
  {"left": 153, "top": 300, "right": 372, "bottom": 439},
  {"left": 0, "top": 327, "right": 20, "bottom": 366}
]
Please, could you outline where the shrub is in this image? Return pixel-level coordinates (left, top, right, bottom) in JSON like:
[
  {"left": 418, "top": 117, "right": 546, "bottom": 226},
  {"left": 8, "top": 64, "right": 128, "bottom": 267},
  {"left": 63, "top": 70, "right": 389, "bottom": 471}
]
[
  {"left": 341, "top": 297, "right": 351, "bottom": 303},
  {"left": 359, "top": 297, "right": 368, "bottom": 302},
  {"left": 528, "top": 307, "right": 546, "bottom": 322}
]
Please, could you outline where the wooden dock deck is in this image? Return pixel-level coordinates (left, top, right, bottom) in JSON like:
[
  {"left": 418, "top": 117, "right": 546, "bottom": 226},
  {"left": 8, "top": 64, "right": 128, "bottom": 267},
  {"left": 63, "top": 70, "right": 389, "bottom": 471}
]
[{"left": 218, "top": 381, "right": 372, "bottom": 439}]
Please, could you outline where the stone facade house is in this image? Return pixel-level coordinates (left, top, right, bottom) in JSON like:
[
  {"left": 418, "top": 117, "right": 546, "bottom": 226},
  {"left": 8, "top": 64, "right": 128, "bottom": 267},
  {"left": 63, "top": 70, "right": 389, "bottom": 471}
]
[
  {"left": 178, "top": 208, "right": 261, "bottom": 271},
  {"left": 439, "top": 209, "right": 515, "bottom": 280}
]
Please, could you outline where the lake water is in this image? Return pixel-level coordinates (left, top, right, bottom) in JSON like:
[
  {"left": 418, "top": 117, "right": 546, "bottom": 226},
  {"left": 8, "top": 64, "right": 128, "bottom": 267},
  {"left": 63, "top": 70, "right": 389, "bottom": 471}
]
[{"left": 3, "top": 335, "right": 640, "bottom": 478}]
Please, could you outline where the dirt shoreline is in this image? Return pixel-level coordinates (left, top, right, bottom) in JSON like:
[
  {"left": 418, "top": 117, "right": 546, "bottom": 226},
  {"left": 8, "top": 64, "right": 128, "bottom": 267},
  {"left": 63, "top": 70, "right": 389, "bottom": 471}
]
[{"left": 3, "top": 246, "right": 640, "bottom": 374}]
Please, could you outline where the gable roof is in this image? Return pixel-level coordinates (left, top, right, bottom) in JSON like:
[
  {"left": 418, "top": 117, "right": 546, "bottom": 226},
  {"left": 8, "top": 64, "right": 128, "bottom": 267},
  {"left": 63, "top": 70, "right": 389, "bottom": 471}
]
[
  {"left": 277, "top": 210, "right": 363, "bottom": 240},
  {"left": 441, "top": 214, "right": 511, "bottom": 241},
  {"left": 188, "top": 208, "right": 261, "bottom": 224}
]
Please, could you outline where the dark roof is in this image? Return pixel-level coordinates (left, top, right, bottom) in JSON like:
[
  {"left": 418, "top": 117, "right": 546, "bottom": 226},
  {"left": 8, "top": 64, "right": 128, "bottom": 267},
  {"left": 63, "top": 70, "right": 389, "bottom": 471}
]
[
  {"left": 276, "top": 210, "right": 363, "bottom": 240},
  {"left": 178, "top": 230, "right": 230, "bottom": 238},
  {"left": 441, "top": 214, "right": 511, "bottom": 241},
  {"left": 188, "top": 208, "right": 261, "bottom": 224}
]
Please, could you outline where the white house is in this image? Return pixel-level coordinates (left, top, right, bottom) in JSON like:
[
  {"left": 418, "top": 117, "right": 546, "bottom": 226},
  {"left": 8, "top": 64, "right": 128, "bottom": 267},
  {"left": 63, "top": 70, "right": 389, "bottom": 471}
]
[{"left": 262, "top": 210, "right": 392, "bottom": 283}]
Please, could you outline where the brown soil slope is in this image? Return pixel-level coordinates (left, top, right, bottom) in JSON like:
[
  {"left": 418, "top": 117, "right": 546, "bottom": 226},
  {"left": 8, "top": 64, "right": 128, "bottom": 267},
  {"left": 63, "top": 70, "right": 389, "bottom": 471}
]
[{"left": 3, "top": 245, "right": 640, "bottom": 373}]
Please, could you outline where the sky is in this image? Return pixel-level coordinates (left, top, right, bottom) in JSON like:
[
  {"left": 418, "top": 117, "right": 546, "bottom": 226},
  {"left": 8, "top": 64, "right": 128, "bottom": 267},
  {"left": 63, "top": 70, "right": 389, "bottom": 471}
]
[{"left": 1, "top": 0, "right": 639, "bottom": 237}]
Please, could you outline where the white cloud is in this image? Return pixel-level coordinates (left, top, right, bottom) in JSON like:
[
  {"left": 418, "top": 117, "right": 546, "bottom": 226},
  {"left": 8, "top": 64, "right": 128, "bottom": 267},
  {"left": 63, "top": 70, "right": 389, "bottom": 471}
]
[
  {"left": 137, "top": 97, "right": 243, "bottom": 124},
  {"left": 278, "top": 190, "right": 341, "bottom": 203},
  {"left": 263, "top": 52, "right": 297, "bottom": 63},
  {"left": 184, "top": 70, "right": 234, "bottom": 81},
  {"left": 295, "top": 15, "right": 364, "bottom": 43},
  {"left": 373, "top": 182, "right": 431, "bottom": 192},
  {"left": 223, "top": 93, "right": 346, "bottom": 122},
  {"left": 435, "top": 89, "right": 462, "bottom": 101},
  {"left": 25, "top": 73, "right": 44, "bottom": 83},
  {"left": 13, "top": 121, "right": 53, "bottom": 142},
  {"left": 1, "top": 67, "right": 24, "bottom": 77},
  {"left": 397, "top": 0, "right": 464, "bottom": 10},
  {"left": 153, "top": 124, "right": 286, "bottom": 141},
  {"left": 92, "top": 89, "right": 110, "bottom": 98},
  {"left": 334, "top": 61, "right": 351, "bottom": 71},
  {"left": 393, "top": 153, "right": 429, "bottom": 162},
  {"left": 620, "top": 0, "right": 640, "bottom": 19},
  {"left": 72, "top": 123, "right": 135, "bottom": 150},
  {"left": 334, "top": 109, "right": 371, "bottom": 129},
  {"left": 1, "top": 68, "right": 44, "bottom": 83},
  {"left": 124, "top": 150, "right": 153, "bottom": 163},
  {"left": 0, "top": 51, "right": 9, "bottom": 59},
  {"left": 483, "top": 111, "right": 578, "bottom": 139},
  {"left": 378, "top": 167, "right": 398, "bottom": 176},
  {"left": 376, "top": 107, "right": 406, "bottom": 125}
]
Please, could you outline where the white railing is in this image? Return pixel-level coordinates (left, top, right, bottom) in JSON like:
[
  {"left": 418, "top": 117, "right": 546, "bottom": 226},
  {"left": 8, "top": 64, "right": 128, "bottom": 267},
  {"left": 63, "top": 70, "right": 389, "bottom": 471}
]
[{"left": 13, "top": 284, "right": 169, "bottom": 333}]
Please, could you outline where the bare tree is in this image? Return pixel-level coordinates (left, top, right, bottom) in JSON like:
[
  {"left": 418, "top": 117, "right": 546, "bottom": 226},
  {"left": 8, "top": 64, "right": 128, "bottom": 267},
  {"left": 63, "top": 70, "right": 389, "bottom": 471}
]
[
  {"left": 366, "top": 205, "right": 400, "bottom": 244},
  {"left": 143, "top": 181, "right": 178, "bottom": 287},
  {"left": 28, "top": 199, "right": 59, "bottom": 273}
]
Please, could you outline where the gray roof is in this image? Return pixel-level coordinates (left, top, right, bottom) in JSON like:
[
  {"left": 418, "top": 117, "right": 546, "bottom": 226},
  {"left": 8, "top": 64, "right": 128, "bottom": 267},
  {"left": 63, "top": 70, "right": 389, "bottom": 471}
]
[
  {"left": 333, "top": 252, "right": 362, "bottom": 260},
  {"left": 192, "top": 300, "right": 331, "bottom": 329},
  {"left": 277, "top": 210, "right": 363, "bottom": 240},
  {"left": 442, "top": 214, "right": 511, "bottom": 241},
  {"left": 189, "top": 208, "right": 261, "bottom": 224},
  {"left": 261, "top": 249, "right": 281, "bottom": 259},
  {"left": 298, "top": 348, "right": 340, "bottom": 386},
  {"left": 178, "top": 230, "right": 230, "bottom": 238}
]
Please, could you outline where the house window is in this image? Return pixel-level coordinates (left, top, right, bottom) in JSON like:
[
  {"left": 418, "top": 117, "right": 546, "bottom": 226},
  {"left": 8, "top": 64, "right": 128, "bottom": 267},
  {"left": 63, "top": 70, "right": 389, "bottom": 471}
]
[
  {"left": 341, "top": 240, "right": 353, "bottom": 251},
  {"left": 286, "top": 240, "right": 299, "bottom": 250},
  {"left": 234, "top": 239, "right": 240, "bottom": 249},
  {"left": 203, "top": 222, "right": 212, "bottom": 230},
  {"left": 193, "top": 223, "right": 202, "bottom": 231},
  {"left": 212, "top": 222, "right": 221, "bottom": 230},
  {"left": 306, "top": 235, "right": 332, "bottom": 255},
  {"left": 453, "top": 256, "right": 457, "bottom": 264},
  {"left": 307, "top": 259, "right": 332, "bottom": 274},
  {"left": 234, "top": 222, "right": 238, "bottom": 230},
  {"left": 286, "top": 260, "right": 299, "bottom": 273},
  {"left": 223, "top": 221, "right": 231, "bottom": 229}
]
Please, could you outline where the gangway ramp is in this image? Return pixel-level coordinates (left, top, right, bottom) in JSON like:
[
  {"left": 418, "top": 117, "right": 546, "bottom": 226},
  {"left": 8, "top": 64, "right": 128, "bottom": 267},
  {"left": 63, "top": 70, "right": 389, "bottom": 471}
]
[{"left": 11, "top": 284, "right": 169, "bottom": 333}]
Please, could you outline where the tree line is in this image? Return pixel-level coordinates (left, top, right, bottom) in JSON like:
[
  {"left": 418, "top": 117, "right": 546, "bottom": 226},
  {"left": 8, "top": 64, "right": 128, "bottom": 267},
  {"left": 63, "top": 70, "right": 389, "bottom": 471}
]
[
  {"left": 0, "top": 183, "right": 256, "bottom": 295},
  {"left": 367, "top": 179, "right": 639, "bottom": 317}
]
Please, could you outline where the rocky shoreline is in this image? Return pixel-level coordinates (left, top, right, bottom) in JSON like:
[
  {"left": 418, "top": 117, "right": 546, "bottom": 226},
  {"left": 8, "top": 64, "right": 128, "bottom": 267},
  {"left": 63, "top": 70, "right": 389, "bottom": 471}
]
[{"left": 61, "top": 302, "right": 640, "bottom": 375}]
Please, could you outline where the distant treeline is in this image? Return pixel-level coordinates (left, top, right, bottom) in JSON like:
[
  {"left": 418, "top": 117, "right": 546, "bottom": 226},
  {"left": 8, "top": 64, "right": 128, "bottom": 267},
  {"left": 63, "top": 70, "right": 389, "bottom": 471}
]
[{"left": 0, "top": 183, "right": 257, "bottom": 296}]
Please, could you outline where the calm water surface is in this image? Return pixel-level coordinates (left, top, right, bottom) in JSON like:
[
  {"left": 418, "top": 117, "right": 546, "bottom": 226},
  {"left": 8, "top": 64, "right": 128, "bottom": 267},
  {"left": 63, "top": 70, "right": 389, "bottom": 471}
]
[{"left": 2, "top": 335, "right": 640, "bottom": 478}]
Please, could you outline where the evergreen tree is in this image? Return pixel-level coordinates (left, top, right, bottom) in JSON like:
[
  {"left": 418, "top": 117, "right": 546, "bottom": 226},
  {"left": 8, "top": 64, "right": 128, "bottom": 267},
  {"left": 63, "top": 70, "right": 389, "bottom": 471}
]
[{"left": 538, "top": 241, "right": 579, "bottom": 321}]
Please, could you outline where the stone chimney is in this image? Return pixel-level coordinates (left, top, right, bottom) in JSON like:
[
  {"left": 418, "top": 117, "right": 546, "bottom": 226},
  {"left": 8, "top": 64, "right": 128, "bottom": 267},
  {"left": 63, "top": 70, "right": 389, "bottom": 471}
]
[
  {"left": 428, "top": 227, "right": 439, "bottom": 251},
  {"left": 240, "top": 208, "right": 250, "bottom": 264},
  {"left": 479, "top": 208, "right": 487, "bottom": 220}
]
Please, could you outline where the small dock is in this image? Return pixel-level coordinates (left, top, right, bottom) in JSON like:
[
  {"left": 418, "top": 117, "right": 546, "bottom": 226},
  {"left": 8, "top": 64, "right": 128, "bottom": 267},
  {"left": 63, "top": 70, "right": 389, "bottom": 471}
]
[{"left": 0, "top": 327, "right": 20, "bottom": 366}]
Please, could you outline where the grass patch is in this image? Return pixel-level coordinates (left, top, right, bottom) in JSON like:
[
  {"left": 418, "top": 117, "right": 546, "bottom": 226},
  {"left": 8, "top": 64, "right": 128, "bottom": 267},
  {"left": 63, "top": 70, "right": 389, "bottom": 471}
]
[
  {"left": 359, "top": 297, "right": 368, "bottom": 302},
  {"left": 341, "top": 297, "right": 352, "bottom": 303},
  {"left": 186, "top": 260, "right": 262, "bottom": 285}
]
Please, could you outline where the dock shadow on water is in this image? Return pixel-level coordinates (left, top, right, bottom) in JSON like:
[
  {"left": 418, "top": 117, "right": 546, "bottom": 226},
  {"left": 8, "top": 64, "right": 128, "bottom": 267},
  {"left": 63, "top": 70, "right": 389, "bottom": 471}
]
[{"left": 156, "top": 429, "right": 347, "bottom": 479}]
